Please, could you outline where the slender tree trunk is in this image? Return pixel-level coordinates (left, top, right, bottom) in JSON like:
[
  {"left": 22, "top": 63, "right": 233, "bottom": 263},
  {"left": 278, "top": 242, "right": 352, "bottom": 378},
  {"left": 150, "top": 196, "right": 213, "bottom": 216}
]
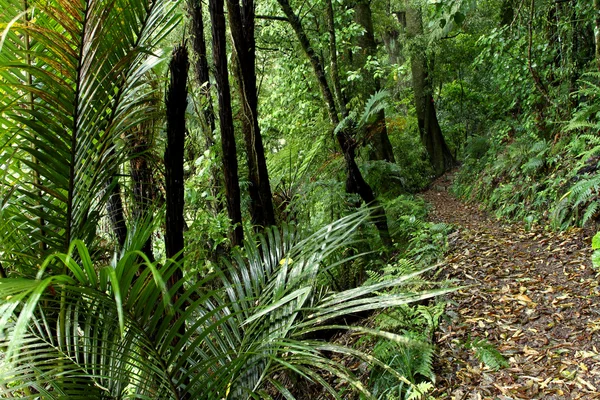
[
  {"left": 277, "top": 0, "right": 392, "bottom": 248},
  {"left": 209, "top": 0, "right": 244, "bottom": 247},
  {"left": 130, "top": 127, "right": 155, "bottom": 261},
  {"left": 165, "top": 45, "right": 188, "bottom": 264},
  {"left": 106, "top": 179, "right": 128, "bottom": 249},
  {"left": 353, "top": 0, "right": 395, "bottom": 163},
  {"left": 596, "top": 0, "right": 600, "bottom": 72},
  {"left": 227, "top": 0, "right": 276, "bottom": 229},
  {"left": 188, "top": 0, "right": 224, "bottom": 215},
  {"left": 405, "top": 3, "right": 454, "bottom": 176},
  {"left": 188, "top": 0, "right": 216, "bottom": 137},
  {"left": 277, "top": 0, "right": 339, "bottom": 124},
  {"left": 325, "top": 0, "right": 347, "bottom": 118},
  {"left": 164, "top": 47, "right": 188, "bottom": 395}
]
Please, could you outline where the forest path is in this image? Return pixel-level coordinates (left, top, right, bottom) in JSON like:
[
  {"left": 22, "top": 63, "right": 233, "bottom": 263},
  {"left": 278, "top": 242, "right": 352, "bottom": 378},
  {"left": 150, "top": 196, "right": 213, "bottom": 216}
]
[{"left": 421, "top": 173, "right": 600, "bottom": 399}]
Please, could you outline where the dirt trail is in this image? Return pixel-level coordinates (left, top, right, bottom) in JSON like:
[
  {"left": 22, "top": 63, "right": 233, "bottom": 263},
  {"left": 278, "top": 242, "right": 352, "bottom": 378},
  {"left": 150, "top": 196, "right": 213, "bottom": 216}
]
[{"left": 422, "top": 174, "right": 600, "bottom": 399}]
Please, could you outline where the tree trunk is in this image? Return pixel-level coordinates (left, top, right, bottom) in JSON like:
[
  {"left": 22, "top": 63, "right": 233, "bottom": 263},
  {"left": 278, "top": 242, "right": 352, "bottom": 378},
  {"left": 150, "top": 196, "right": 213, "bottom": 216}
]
[
  {"left": 106, "top": 179, "right": 128, "bottom": 250},
  {"left": 188, "top": 0, "right": 216, "bottom": 137},
  {"left": 227, "top": 0, "right": 276, "bottom": 229},
  {"left": 164, "top": 47, "right": 188, "bottom": 390},
  {"left": 405, "top": 3, "right": 454, "bottom": 176},
  {"left": 165, "top": 45, "right": 188, "bottom": 264},
  {"left": 353, "top": 0, "right": 396, "bottom": 164},
  {"left": 277, "top": 0, "right": 339, "bottom": 125},
  {"left": 188, "top": 0, "right": 224, "bottom": 215},
  {"left": 325, "top": 0, "right": 347, "bottom": 118},
  {"left": 130, "top": 127, "right": 155, "bottom": 261},
  {"left": 596, "top": 0, "right": 600, "bottom": 72},
  {"left": 209, "top": 0, "right": 244, "bottom": 247},
  {"left": 277, "top": 0, "right": 392, "bottom": 248}
]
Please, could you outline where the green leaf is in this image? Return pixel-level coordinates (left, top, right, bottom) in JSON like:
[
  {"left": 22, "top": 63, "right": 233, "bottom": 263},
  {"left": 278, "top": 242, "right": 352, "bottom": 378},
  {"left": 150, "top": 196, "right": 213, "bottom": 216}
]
[
  {"left": 453, "top": 11, "right": 465, "bottom": 25},
  {"left": 592, "top": 232, "right": 600, "bottom": 250},
  {"left": 592, "top": 250, "right": 600, "bottom": 269}
]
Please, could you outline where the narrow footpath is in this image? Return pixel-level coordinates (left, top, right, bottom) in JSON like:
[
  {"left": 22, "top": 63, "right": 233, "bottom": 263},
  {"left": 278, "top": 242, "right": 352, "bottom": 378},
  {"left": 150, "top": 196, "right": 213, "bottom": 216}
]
[{"left": 423, "top": 175, "right": 600, "bottom": 399}]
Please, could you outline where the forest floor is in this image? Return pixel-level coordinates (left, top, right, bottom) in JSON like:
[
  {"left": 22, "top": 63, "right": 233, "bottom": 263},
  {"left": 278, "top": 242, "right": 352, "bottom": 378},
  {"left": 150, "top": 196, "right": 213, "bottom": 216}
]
[{"left": 422, "top": 173, "right": 600, "bottom": 399}]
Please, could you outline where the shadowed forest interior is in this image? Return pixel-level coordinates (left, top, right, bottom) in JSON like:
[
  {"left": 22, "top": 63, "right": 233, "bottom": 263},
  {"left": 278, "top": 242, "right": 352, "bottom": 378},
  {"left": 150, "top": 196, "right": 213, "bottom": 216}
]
[{"left": 1, "top": 0, "right": 600, "bottom": 398}]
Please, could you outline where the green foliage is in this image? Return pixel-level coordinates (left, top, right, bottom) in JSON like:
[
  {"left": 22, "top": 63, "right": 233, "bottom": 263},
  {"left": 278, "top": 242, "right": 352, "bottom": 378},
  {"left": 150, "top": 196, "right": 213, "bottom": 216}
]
[
  {"left": 466, "top": 338, "right": 509, "bottom": 371},
  {"left": 0, "top": 212, "right": 456, "bottom": 399},
  {"left": 592, "top": 232, "right": 600, "bottom": 270},
  {"left": 361, "top": 237, "right": 452, "bottom": 400},
  {"left": 0, "top": 0, "right": 181, "bottom": 269},
  {"left": 368, "top": 333, "right": 435, "bottom": 400}
]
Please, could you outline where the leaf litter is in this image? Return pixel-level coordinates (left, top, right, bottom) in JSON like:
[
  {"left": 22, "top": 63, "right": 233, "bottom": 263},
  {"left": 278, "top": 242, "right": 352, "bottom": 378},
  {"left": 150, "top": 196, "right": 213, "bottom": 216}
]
[{"left": 423, "top": 174, "right": 600, "bottom": 399}]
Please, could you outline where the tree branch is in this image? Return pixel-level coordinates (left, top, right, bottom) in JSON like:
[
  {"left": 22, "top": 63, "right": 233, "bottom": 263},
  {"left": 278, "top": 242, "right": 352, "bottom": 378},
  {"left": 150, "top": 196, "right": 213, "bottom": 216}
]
[{"left": 256, "top": 14, "right": 287, "bottom": 21}]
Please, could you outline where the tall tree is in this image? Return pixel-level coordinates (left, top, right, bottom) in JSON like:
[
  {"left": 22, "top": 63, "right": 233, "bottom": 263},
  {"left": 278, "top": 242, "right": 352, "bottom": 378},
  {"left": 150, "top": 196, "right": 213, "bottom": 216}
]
[
  {"left": 352, "top": 0, "right": 396, "bottom": 163},
  {"left": 227, "top": 0, "right": 276, "bottom": 229},
  {"left": 277, "top": 0, "right": 392, "bottom": 248},
  {"left": 209, "top": 0, "right": 244, "bottom": 247},
  {"left": 164, "top": 45, "right": 188, "bottom": 265},
  {"left": 325, "top": 0, "right": 347, "bottom": 118},
  {"left": 188, "top": 0, "right": 224, "bottom": 215},
  {"left": 188, "top": 0, "right": 217, "bottom": 137},
  {"left": 596, "top": 0, "right": 600, "bottom": 71},
  {"left": 405, "top": 2, "right": 455, "bottom": 176}
]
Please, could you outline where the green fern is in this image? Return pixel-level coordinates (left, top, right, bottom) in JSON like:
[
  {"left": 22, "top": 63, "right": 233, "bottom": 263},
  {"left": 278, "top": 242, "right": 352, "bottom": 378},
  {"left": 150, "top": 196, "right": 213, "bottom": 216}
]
[
  {"left": 358, "top": 89, "right": 390, "bottom": 127},
  {"left": 467, "top": 338, "right": 509, "bottom": 371},
  {"left": 334, "top": 90, "right": 389, "bottom": 137},
  {"left": 553, "top": 173, "right": 600, "bottom": 228},
  {"left": 370, "top": 333, "right": 435, "bottom": 400}
]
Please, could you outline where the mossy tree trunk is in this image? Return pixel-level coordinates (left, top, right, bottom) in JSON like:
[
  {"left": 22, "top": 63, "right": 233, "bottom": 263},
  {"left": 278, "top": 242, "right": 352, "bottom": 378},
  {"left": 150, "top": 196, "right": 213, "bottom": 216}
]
[
  {"left": 209, "top": 0, "right": 244, "bottom": 247},
  {"left": 227, "top": 0, "right": 276, "bottom": 229},
  {"left": 353, "top": 0, "right": 396, "bottom": 164},
  {"left": 277, "top": 0, "right": 392, "bottom": 248},
  {"left": 405, "top": 3, "right": 455, "bottom": 176},
  {"left": 188, "top": 0, "right": 224, "bottom": 215}
]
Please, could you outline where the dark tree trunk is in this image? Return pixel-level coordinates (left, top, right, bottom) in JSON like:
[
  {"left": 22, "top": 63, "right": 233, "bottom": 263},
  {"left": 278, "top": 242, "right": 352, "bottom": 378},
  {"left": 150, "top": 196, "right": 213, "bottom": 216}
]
[
  {"left": 106, "top": 179, "right": 128, "bottom": 250},
  {"left": 338, "top": 130, "right": 392, "bottom": 248},
  {"left": 353, "top": 0, "right": 396, "bottom": 164},
  {"left": 130, "top": 127, "right": 155, "bottom": 262},
  {"left": 165, "top": 45, "right": 188, "bottom": 264},
  {"left": 227, "top": 0, "right": 276, "bottom": 229},
  {"left": 596, "top": 0, "right": 600, "bottom": 72},
  {"left": 188, "top": 0, "right": 225, "bottom": 217},
  {"left": 188, "top": 0, "right": 216, "bottom": 137},
  {"left": 405, "top": 3, "right": 454, "bottom": 176},
  {"left": 277, "top": 0, "right": 339, "bottom": 125},
  {"left": 164, "top": 47, "right": 188, "bottom": 391},
  {"left": 209, "top": 0, "right": 244, "bottom": 247},
  {"left": 500, "top": 0, "right": 514, "bottom": 26},
  {"left": 278, "top": 0, "right": 392, "bottom": 248},
  {"left": 325, "top": 0, "right": 347, "bottom": 118}
]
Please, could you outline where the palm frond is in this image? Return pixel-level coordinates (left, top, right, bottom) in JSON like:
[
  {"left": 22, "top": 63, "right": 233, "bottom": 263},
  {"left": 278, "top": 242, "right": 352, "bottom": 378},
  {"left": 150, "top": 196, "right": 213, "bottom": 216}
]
[
  {"left": 0, "top": 211, "right": 455, "bottom": 399},
  {"left": 0, "top": 0, "right": 181, "bottom": 270}
]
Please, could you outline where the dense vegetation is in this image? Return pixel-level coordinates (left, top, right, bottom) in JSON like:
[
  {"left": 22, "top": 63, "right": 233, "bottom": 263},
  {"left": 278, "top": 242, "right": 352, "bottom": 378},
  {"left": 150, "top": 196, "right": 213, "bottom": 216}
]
[{"left": 0, "top": 0, "right": 598, "bottom": 398}]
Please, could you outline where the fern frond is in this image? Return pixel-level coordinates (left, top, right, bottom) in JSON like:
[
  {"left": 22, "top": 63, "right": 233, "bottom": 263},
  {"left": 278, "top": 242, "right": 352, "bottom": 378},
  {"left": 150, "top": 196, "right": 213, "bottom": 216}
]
[
  {"left": 468, "top": 338, "right": 509, "bottom": 371},
  {"left": 582, "top": 201, "right": 599, "bottom": 225},
  {"left": 357, "top": 89, "right": 389, "bottom": 127}
]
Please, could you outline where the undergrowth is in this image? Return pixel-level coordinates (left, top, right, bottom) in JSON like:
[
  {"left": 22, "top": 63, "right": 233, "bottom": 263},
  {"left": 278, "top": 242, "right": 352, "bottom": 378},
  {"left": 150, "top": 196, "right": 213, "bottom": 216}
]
[
  {"left": 453, "top": 116, "right": 600, "bottom": 230},
  {"left": 350, "top": 196, "right": 454, "bottom": 399}
]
